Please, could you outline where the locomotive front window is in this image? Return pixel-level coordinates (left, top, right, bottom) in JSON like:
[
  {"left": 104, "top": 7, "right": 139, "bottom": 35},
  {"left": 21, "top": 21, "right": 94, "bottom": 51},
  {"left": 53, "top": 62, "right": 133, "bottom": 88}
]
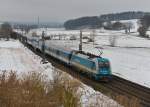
[{"left": 99, "top": 62, "right": 110, "bottom": 67}]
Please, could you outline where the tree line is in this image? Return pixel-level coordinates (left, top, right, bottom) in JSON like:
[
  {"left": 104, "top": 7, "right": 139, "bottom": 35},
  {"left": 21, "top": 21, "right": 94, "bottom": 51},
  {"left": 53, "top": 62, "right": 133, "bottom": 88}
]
[
  {"left": 64, "top": 11, "right": 150, "bottom": 30},
  {"left": 64, "top": 16, "right": 102, "bottom": 30}
]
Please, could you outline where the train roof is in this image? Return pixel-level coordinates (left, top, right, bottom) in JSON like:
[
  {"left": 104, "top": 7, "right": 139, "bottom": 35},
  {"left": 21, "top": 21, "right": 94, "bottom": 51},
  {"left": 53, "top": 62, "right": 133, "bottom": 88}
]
[
  {"left": 26, "top": 36, "right": 102, "bottom": 59},
  {"left": 46, "top": 43, "right": 101, "bottom": 59},
  {"left": 45, "top": 43, "right": 73, "bottom": 52}
]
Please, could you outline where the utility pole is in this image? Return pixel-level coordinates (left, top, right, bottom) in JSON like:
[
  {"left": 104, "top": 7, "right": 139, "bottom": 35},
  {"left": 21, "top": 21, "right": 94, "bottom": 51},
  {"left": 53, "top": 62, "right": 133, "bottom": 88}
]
[
  {"left": 79, "top": 30, "right": 82, "bottom": 51},
  {"left": 92, "top": 29, "right": 95, "bottom": 46},
  {"left": 41, "top": 31, "right": 46, "bottom": 63},
  {"left": 38, "top": 16, "right": 40, "bottom": 28}
]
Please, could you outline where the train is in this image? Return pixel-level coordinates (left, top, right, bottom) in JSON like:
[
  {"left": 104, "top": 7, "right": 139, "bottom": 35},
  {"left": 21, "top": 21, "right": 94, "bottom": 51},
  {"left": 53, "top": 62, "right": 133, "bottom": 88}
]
[{"left": 19, "top": 35, "right": 112, "bottom": 81}]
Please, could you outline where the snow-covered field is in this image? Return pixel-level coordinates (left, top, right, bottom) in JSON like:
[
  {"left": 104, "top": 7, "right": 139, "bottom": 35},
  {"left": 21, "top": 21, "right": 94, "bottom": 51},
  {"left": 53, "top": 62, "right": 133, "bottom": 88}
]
[
  {"left": 14, "top": 18, "right": 150, "bottom": 89},
  {"left": 0, "top": 39, "right": 121, "bottom": 107},
  {"left": 12, "top": 18, "right": 150, "bottom": 106},
  {"left": 21, "top": 19, "right": 150, "bottom": 89},
  {"left": 45, "top": 33, "right": 150, "bottom": 88},
  {"left": 0, "top": 39, "right": 53, "bottom": 79}
]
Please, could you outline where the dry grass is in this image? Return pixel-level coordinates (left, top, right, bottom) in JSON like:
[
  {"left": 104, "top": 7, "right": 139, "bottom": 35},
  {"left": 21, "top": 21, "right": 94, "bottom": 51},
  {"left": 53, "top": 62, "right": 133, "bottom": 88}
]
[
  {"left": 115, "top": 95, "right": 141, "bottom": 107},
  {"left": 0, "top": 70, "right": 81, "bottom": 107},
  {"left": 52, "top": 69, "right": 81, "bottom": 107}
]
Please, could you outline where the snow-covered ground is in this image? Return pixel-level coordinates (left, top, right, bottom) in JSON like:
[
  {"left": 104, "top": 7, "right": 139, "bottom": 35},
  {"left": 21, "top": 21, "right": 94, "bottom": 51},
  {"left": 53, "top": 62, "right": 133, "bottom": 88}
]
[
  {"left": 45, "top": 33, "right": 150, "bottom": 88},
  {"left": 30, "top": 18, "right": 149, "bottom": 88},
  {"left": 15, "top": 18, "right": 150, "bottom": 88},
  {"left": 13, "top": 18, "right": 150, "bottom": 99},
  {"left": 111, "top": 19, "right": 139, "bottom": 33},
  {"left": 19, "top": 19, "right": 139, "bottom": 37},
  {"left": 14, "top": 18, "right": 150, "bottom": 89},
  {"left": 0, "top": 39, "right": 53, "bottom": 79},
  {"left": 0, "top": 39, "right": 121, "bottom": 107}
]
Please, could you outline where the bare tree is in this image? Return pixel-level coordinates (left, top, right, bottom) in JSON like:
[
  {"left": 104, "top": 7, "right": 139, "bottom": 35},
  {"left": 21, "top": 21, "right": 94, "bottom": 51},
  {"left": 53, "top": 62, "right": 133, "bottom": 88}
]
[{"left": 138, "top": 15, "right": 150, "bottom": 37}]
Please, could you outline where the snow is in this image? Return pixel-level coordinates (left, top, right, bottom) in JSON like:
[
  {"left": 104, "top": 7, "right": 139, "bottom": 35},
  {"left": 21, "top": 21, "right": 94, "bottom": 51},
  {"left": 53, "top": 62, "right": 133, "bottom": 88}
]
[
  {"left": 0, "top": 39, "right": 121, "bottom": 107},
  {"left": 12, "top": 18, "right": 150, "bottom": 104},
  {"left": 111, "top": 19, "right": 139, "bottom": 32},
  {"left": 95, "top": 34, "right": 150, "bottom": 48},
  {"left": 0, "top": 40, "right": 22, "bottom": 48},
  {"left": 79, "top": 84, "right": 121, "bottom": 107},
  {"left": 45, "top": 33, "right": 150, "bottom": 88},
  {"left": 35, "top": 21, "right": 150, "bottom": 88},
  {"left": 18, "top": 19, "right": 150, "bottom": 88},
  {"left": 103, "top": 48, "right": 150, "bottom": 87},
  {"left": 0, "top": 39, "right": 53, "bottom": 80}
]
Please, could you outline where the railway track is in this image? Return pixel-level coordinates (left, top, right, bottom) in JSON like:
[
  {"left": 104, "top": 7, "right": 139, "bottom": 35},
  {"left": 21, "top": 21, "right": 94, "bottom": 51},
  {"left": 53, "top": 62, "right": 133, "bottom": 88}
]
[
  {"left": 103, "top": 76, "right": 150, "bottom": 107},
  {"left": 110, "top": 76, "right": 150, "bottom": 102},
  {"left": 24, "top": 42, "right": 150, "bottom": 107}
]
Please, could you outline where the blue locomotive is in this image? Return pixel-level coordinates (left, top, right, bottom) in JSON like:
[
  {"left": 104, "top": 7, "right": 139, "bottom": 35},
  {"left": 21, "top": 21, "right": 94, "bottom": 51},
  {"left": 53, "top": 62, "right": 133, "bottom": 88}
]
[{"left": 26, "top": 36, "right": 111, "bottom": 81}]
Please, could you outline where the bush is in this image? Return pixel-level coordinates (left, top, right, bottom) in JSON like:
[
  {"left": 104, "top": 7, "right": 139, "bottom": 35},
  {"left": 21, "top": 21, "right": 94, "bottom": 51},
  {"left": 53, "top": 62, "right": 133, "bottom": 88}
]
[
  {"left": 138, "top": 15, "right": 150, "bottom": 37},
  {"left": 112, "top": 22, "right": 125, "bottom": 30},
  {"left": 88, "top": 38, "right": 94, "bottom": 42},
  {"left": 138, "top": 26, "right": 148, "bottom": 37},
  {"left": 0, "top": 70, "right": 81, "bottom": 107},
  {"left": 70, "top": 35, "right": 77, "bottom": 40},
  {"left": 32, "top": 32, "right": 38, "bottom": 37},
  {"left": 0, "top": 22, "right": 12, "bottom": 40}
]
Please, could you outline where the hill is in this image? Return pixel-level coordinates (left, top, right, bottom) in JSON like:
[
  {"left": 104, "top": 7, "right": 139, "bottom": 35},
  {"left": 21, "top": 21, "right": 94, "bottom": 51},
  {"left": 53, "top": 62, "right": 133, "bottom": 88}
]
[{"left": 64, "top": 11, "right": 150, "bottom": 30}]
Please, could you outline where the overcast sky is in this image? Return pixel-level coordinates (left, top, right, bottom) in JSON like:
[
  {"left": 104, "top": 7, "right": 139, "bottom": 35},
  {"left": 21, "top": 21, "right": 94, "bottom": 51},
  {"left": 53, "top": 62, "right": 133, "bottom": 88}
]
[{"left": 0, "top": 0, "right": 149, "bottom": 23}]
